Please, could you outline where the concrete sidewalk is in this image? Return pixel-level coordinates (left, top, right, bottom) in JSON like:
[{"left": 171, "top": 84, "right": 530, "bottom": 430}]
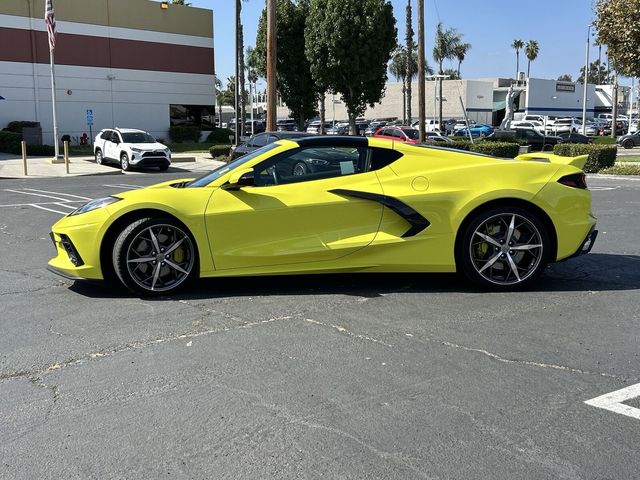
[{"left": 0, "top": 153, "right": 224, "bottom": 179}]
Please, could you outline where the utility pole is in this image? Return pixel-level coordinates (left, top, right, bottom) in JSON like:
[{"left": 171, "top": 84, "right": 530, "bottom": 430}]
[
  {"left": 234, "top": 0, "right": 240, "bottom": 146},
  {"left": 416, "top": 0, "right": 425, "bottom": 142},
  {"left": 611, "top": 70, "right": 618, "bottom": 139},
  {"left": 581, "top": 24, "right": 591, "bottom": 135},
  {"left": 266, "top": 0, "right": 277, "bottom": 132},
  {"left": 405, "top": 0, "right": 413, "bottom": 126}
]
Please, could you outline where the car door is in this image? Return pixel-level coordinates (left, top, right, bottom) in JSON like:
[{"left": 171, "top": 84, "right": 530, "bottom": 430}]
[
  {"left": 105, "top": 131, "right": 121, "bottom": 160},
  {"left": 206, "top": 144, "right": 384, "bottom": 270}
]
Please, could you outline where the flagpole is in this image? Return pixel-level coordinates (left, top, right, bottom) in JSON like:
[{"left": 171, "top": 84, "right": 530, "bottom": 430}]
[{"left": 49, "top": 47, "right": 59, "bottom": 159}]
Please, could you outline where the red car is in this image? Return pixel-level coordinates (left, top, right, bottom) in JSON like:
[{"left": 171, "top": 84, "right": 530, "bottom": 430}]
[{"left": 373, "top": 126, "right": 421, "bottom": 144}]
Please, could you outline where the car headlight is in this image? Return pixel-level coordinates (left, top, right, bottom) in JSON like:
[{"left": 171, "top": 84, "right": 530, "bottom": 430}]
[
  {"left": 131, "top": 147, "right": 142, "bottom": 153},
  {"left": 70, "top": 196, "right": 122, "bottom": 216}
]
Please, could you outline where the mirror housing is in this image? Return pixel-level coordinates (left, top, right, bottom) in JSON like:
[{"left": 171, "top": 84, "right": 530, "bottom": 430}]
[{"left": 223, "top": 168, "right": 254, "bottom": 190}]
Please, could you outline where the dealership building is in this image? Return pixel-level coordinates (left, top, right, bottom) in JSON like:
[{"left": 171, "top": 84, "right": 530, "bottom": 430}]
[{"left": 0, "top": 0, "right": 215, "bottom": 145}]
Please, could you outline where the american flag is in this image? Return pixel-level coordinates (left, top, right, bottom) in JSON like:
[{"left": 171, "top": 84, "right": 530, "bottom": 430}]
[{"left": 44, "top": 0, "right": 56, "bottom": 51}]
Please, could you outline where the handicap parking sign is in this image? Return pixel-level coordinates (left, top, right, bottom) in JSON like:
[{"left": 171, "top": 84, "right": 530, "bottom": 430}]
[{"left": 86, "top": 109, "right": 94, "bottom": 125}]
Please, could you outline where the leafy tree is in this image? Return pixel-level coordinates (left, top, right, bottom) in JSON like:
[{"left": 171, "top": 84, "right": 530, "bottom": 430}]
[
  {"left": 442, "top": 68, "right": 460, "bottom": 80},
  {"left": 256, "top": 0, "right": 318, "bottom": 130},
  {"left": 389, "top": 45, "right": 414, "bottom": 122},
  {"left": 216, "top": 77, "right": 236, "bottom": 125},
  {"left": 577, "top": 59, "right": 612, "bottom": 84},
  {"left": 306, "top": 0, "right": 397, "bottom": 134},
  {"left": 511, "top": 39, "right": 524, "bottom": 78},
  {"left": 595, "top": 0, "right": 640, "bottom": 78},
  {"left": 557, "top": 74, "right": 573, "bottom": 82},
  {"left": 525, "top": 40, "right": 539, "bottom": 77},
  {"left": 453, "top": 41, "right": 471, "bottom": 77}
]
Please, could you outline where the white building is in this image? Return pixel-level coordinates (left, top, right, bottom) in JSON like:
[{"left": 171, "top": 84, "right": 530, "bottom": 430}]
[{"left": 0, "top": 0, "right": 215, "bottom": 145}]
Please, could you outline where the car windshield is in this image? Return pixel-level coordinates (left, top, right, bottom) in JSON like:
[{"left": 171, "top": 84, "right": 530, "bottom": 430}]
[
  {"left": 187, "top": 143, "right": 279, "bottom": 188},
  {"left": 121, "top": 132, "right": 156, "bottom": 143}
]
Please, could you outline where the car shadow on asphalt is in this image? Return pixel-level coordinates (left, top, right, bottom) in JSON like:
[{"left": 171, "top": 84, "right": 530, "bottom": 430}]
[{"left": 68, "top": 253, "right": 640, "bottom": 299}]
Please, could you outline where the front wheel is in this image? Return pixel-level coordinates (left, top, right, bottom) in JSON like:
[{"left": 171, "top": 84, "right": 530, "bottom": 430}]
[
  {"left": 112, "top": 217, "right": 198, "bottom": 295},
  {"left": 158, "top": 164, "right": 169, "bottom": 172},
  {"left": 457, "top": 207, "right": 551, "bottom": 290},
  {"left": 623, "top": 140, "right": 634, "bottom": 149},
  {"left": 120, "top": 153, "right": 130, "bottom": 171}
]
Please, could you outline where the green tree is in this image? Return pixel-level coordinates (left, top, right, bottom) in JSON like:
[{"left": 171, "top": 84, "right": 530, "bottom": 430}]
[
  {"left": 577, "top": 59, "right": 612, "bottom": 84},
  {"left": 306, "top": 0, "right": 397, "bottom": 134},
  {"left": 511, "top": 39, "right": 524, "bottom": 78},
  {"left": 433, "top": 22, "right": 462, "bottom": 128},
  {"left": 390, "top": 45, "right": 411, "bottom": 123},
  {"left": 442, "top": 68, "right": 460, "bottom": 80},
  {"left": 595, "top": 0, "right": 640, "bottom": 78},
  {"left": 557, "top": 74, "right": 573, "bottom": 82},
  {"left": 256, "top": 0, "right": 318, "bottom": 130},
  {"left": 453, "top": 41, "right": 471, "bottom": 77},
  {"left": 525, "top": 40, "right": 539, "bottom": 77}
]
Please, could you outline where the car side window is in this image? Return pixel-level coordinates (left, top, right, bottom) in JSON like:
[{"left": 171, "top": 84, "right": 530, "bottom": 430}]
[
  {"left": 253, "top": 146, "right": 369, "bottom": 187},
  {"left": 100, "top": 131, "right": 111, "bottom": 140},
  {"left": 392, "top": 129, "right": 404, "bottom": 139},
  {"left": 111, "top": 132, "right": 121, "bottom": 143},
  {"left": 252, "top": 134, "right": 268, "bottom": 147}
]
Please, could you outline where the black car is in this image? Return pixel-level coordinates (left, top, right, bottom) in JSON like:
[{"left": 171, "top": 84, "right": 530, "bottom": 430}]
[
  {"left": 617, "top": 131, "right": 640, "bottom": 149},
  {"left": 276, "top": 119, "right": 299, "bottom": 132},
  {"left": 511, "top": 128, "right": 563, "bottom": 151},
  {"left": 229, "top": 131, "right": 309, "bottom": 160},
  {"left": 557, "top": 132, "right": 591, "bottom": 144}
]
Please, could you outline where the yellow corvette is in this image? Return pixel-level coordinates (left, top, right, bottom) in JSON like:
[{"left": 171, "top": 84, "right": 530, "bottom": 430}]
[{"left": 48, "top": 136, "right": 597, "bottom": 295}]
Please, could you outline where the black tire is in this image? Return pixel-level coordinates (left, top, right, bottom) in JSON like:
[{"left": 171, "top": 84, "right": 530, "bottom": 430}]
[
  {"left": 623, "top": 139, "right": 634, "bottom": 149},
  {"left": 112, "top": 217, "right": 198, "bottom": 296},
  {"left": 292, "top": 161, "right": 309, "bottom": 176},
  {"left": 158, "top": 164, "right": 169, "bottom": 172},
  {"left": 120, "top": 153, "right": 130, "bottom": 171},
  {"left": 95, "top": 149, "right": 104, "bottom": 165},
  {"left": 457, "top": 206, "right": 551, "bottom": 290}
]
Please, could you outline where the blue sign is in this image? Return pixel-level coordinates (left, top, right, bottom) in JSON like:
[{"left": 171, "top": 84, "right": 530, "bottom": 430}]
[{"left": 86, "top": 109, "right": 94, "bottom": 126}]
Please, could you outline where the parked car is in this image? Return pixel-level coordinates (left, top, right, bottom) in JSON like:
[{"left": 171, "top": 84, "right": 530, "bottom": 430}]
[
  {"left": 557, "top": 132, "right": 591, "bottom": 144},
  {"left": 364, "top": 121, "right": 388, "bottom": 136},
  {"left": 326, "top": 122, "right": 350, "bottom": 135},
  {"left": 617, "top": 131, "right": 640, "bottom": 149},
  {"left": 602, "top": 120, "right": 627, "bottom": 136},
  {"left": 229, "top": 131, "right": 309, "bottom": 160},
  {"left": 411, "top": 119, "right": 444, "bottom": 133},
  {"left": 454, "top": 123, "right": 494, "bottom": 138},
  {"left": 453, "top": 119, "right": 477, "bottom": 132},
  {"left": 276, "top": 119, "right": 299, "bottom": 132},
  {"left": 545, "top": 118, "right": 583, "bottom": 135},
  {"left": 93, "top": 128, "right": 171, "bottom": 171},
  {"left": 306, "top": 121, "right": 333, "bottom": 134},
  {"left": 244, "top": 120, "right": 266, "bottom": 135},
  {"left": 373, "top": 126, "right": 421, "bottom": 144},
  {"left": 492, "top": 127, "right": 563, "bottom": 151}
]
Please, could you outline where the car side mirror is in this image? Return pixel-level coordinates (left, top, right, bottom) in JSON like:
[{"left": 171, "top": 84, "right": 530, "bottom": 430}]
[{"left": 223, "top": 168, "right": 254, "bottom": 190}]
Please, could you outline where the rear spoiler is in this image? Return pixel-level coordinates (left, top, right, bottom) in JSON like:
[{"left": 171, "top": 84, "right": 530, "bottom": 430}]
[{"left": 514, "top": 153, "right": 589, "bottom": 170}]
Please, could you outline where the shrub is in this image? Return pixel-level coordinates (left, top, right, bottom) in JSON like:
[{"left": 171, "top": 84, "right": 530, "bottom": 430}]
[
  {"left": 209, "top": 145, "right": 232, "bottom": 158},
  {"left": 553, "top": 144, "right": 617, "bottom": 173},
  {"left": 481, "top": 135, "right": 527, "bottom": 145},
  {"left": 599, "top": 164, "right": 640, "bottom": 175},
  {"left": 4, "top": 121, "right": 40, "bottom": 133},
  {"left": 169, "top": 125, "right": 200, "bottom": 143},
  {"left": 0, "top": 131, "right": 22, "bottom": 153},
  {"left": 592, "top": 136, "right": 616, "bottom": 145},
  {"left": 206, "top": 128, "right": 234, "bottom": 144},
  {"left": 429, "top": 139, "right": 472, "bottom": 151},
  {"left": 26, "top": 144, "right": 55, "bottom": 156},
  {"left": 470, "top": 141, "right": 521, "bottom": 158}
]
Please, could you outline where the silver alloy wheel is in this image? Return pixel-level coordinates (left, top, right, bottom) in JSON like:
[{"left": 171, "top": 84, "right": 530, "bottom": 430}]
[
  {"left": 470, "top": 213, "right": 543, "bottom": 285},
  {"left": 121, "top": 154, "right": 129, "bottom": 170},
  {"left": 95, "top": 150, "right": 103, "bottom": 164},
  {"left": 125, "top": 224, "right": 195, "bottom": 292}
]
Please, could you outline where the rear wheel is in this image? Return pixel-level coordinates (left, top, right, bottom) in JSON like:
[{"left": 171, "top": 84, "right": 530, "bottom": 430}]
[
  {"left": 112, "top": 217, "right": 198, "bottom": 296},
  {"left": 95, "top": 149, "right": 104, "bottom": 165},
  {"left": 457, "top": 207, "right": 551, "bottom": 290}
]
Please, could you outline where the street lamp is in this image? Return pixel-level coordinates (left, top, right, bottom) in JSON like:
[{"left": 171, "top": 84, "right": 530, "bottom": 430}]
[
  {"left": 426, "top": 74, "right": 449, "bottom": 133},
  {"left": 581, "top": 24, "right": 594, "bottom": 135}
]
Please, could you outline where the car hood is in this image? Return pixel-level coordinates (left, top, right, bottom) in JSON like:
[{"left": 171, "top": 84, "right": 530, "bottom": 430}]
[{"left": 128, "top": 142, "right": 168, "bottom": 150}]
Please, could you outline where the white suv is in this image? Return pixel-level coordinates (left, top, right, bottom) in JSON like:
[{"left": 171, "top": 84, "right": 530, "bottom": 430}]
[{"left": 94, "top": 128, "right": 171, "bottom": 171}]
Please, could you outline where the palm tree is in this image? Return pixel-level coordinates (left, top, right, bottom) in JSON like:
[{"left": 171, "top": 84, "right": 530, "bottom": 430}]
[
  {"left": 453, "top": 41, "right": 470, "bottom": 78},
  {"left": 390, "top": 46, "right": 408, "bottom": 123},
  {"left": 433, "top": 22, "right": 461, "bottom": 129},
  {"left": 525, "top": 40, "right": 539, "bottom": 78},
  {"left": 511, "top": 39, "right": 524, "bottom": 78}
]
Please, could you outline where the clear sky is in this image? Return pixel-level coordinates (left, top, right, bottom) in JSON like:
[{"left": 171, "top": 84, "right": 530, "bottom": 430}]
[{"left": 183, "top": 0, "right": 633, "bottom": 89}]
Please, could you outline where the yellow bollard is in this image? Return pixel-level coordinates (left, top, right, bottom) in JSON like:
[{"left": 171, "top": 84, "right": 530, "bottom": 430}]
[
  {"left": 21, "top": 141, "right": 28, "bottom": 176},
  {"left": 64, "top": 141, "right": 69, "bottom": 174}
]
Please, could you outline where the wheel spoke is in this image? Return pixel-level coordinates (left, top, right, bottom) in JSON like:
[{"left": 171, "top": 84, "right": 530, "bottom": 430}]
[
  {"left": 150, "top": 263, "right": 162, "bottom": 290},
  {"left": 127, "top": 256, "right": 154, "bottom": 263},
  {"left": 148, "top": 227, "right": 161, "bottom": 253},
  {"left": 165, "top": 237, "right": 185, "bottom": 255},
  {"left": 474, "top": 232, "right": 501, "bottom": 247},
  {"left": 511, "top": 243, "right": 542, "bottom": 251},
  {"left": 165, "top": 259, "right": 188, "bottom": 275},
  {"left": 505, "top": 215, "right": 516, "bottom": 244},
  {"left": 505, "top": 253, "right": 521, "bottom": 282},
  {"left": 478, "top": 252, "right": 502, "bottom": 273}
]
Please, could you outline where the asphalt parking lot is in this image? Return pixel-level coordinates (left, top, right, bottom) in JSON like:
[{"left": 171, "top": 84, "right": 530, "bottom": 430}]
[{"left": 1, "top": 172, "right": 639, "bottom": 479}]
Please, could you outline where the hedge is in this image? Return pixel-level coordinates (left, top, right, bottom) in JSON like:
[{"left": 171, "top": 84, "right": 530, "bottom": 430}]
[
  {"left": 424, "top": 139, "right": 520, "bottom": 158},
  {"left": 592, "top": 136, "right": 616, "bottom": 145},
  {"left": 206, "top": 128, "right": 234, "bottom": 144},
  {"left": 553, "top": 144, "right": 617, "bottom": 173},
  {"left": 209, "top": 145, "right": 232, "bottom": 158},
  {"left": 4, "top": 121, "right": 40, "bottom": 133},
  {"left": 0, "top": 130, "right": 22, "bottom": 153},
  {"left": 169, "top": 125, "right": 200, "bottom": 143}
]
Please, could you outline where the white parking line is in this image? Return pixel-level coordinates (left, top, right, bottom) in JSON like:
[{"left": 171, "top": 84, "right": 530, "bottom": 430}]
[
  {"left": 30, "top": 204, "right": 69, "bottom": 215},
  {"left": 22, "top": 188, "right": 91, "bottom": 200},
  {"left": 4, "top": 189, "right": 74, "bottom": 202},
  {"left": 103, "top": 183, "right": 143, "bottom": 189},
  {"left": 585, "top": 383, "right": 640, "bottom": 421},
  {"left": 0, "top": 200, "right": 85, "bottom": 208},
  {"left": 54, "top": 202, "right": 78, "bottom": 210}
]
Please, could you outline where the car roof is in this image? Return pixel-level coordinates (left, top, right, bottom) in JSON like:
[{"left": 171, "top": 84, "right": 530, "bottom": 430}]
[{"left": 271, "top": 132, "right": 309, "bottom": 139}]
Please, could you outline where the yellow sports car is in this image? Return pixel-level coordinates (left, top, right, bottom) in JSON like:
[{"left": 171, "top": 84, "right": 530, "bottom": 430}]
[{"left": 48, "top": 136, "right": 597, "bottom": 295}]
